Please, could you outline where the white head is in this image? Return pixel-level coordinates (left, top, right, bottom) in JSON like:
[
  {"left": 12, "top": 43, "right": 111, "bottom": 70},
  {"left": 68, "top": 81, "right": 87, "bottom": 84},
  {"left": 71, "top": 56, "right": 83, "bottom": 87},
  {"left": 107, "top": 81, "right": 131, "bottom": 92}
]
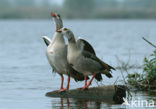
[
  {"left": 51, "top": 12, "right": 63, "bottom": 31},
  {"left": 57, "top": 28, "right": 75, "bottom": 42}
]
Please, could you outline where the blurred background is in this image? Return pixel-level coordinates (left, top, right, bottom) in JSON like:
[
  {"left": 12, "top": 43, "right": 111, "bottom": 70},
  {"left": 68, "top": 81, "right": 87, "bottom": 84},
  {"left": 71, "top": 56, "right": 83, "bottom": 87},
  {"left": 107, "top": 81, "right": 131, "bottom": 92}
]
[
  {"left": 1, "top": 0, "right": 156, "bottom": 109},
  {"left": 1, "top": 0, "right": 156, "bottom": 19}
]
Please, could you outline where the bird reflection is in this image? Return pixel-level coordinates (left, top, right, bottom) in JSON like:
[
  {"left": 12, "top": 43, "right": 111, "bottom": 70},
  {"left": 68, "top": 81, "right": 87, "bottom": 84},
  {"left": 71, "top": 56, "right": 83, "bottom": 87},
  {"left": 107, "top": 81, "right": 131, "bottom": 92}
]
[{"left": 51, "top": 98, "right": 107, "bottom": 109}]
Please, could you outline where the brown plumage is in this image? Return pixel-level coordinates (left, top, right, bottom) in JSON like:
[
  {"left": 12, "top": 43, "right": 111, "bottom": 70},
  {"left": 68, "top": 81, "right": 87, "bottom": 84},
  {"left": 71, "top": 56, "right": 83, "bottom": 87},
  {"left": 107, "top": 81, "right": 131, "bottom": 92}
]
[{"left": 78, "top": 39, "right": 103, "bottom": 81}]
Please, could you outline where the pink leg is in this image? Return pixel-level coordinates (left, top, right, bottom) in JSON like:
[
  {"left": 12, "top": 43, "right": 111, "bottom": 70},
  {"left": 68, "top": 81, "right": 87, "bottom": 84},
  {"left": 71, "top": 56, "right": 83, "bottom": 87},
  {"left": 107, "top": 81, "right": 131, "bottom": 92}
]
[
  {"left": 59, "top": 74, "right": 65, "bottom": 91},
  {"left": 85, "top": 74, "right": 96, "bottom": 88},
  {"left": 78, "top": 75, "right": 88, "bottom": 90},
  {"left": 85, "top": 76, "right": 87, "bottom": 86},
  {"left": 64, "top": 76, "right": 70, "bottom": 91}
]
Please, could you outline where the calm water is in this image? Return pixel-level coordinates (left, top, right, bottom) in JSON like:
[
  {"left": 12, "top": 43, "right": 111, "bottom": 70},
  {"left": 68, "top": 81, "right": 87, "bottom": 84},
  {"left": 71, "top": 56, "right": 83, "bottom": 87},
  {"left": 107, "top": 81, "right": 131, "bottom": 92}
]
[{"left": 0, "top": 20, "right": 156, "bottom": 109}]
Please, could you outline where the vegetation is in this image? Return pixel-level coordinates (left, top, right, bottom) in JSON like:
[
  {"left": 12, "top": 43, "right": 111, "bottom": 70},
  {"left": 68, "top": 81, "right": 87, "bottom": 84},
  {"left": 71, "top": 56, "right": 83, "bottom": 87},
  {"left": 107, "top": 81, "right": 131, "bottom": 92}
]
[{"left": 127, "top": 50, "right": 156, "bottom": 90}]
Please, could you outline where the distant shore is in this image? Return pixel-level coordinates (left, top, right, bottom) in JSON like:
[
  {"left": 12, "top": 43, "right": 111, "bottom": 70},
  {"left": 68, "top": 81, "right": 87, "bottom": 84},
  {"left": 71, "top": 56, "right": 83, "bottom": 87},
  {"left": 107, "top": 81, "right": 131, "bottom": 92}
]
[{"left": 0, "top": 7, "right": 156, "bottom": 19}]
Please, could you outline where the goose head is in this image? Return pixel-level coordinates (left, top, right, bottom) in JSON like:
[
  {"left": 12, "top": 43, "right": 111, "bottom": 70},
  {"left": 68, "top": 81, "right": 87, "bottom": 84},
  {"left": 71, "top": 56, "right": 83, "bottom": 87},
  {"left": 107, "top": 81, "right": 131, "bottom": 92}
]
[
  {"left": 58, "top": 28, "right": 75, "bottom": 41},
  {"left": 51, "top": 12, "right": 63, "bottom": 31}
]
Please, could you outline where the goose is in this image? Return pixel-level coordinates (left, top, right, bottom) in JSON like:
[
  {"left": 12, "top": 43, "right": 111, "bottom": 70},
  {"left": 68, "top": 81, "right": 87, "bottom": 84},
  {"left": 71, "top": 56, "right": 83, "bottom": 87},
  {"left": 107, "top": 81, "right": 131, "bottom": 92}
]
[
  {"left": 42, "top": 12, "right": 87, "bottom": 91},
  {"left": 59, "top": 28, "right": 115, "bottom": 89},
  {"left": 76, "top": 38, "right": 103, "bottom": 82}
]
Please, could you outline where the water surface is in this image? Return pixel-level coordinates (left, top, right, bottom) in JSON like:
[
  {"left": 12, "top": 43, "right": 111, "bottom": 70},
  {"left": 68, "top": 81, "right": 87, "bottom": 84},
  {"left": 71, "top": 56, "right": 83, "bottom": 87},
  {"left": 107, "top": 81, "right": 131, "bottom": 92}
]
[{"left": 0, "top": 19, "right": 156, "bottom": 109}]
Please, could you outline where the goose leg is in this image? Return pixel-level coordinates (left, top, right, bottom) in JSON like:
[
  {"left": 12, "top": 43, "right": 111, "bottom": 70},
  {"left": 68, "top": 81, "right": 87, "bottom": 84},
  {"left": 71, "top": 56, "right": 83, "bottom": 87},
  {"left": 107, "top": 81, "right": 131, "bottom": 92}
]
[
  {"left": 64, "top": 75, "right": 70, "bottom": 91},
  {"left": 78, "top": 75, "right": 88, "bottom": 90},
  {"left": 85, "top": 74, "right": 96, "bottom": 88},
  {"left": 59, "top": 74, "right": 65, "bottom": 91},
  {"left": 84, "top": 76, "right": 88, "bottom": 86}
]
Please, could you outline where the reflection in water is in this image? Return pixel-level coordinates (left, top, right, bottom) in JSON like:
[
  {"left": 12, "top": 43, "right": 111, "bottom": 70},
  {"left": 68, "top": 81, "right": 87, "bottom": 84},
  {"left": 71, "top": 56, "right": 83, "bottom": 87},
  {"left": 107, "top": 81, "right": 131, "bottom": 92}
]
[
  {"left": 51, "top": 91, "right": 156, "bottom": 109},
  {"left": 51, "top": 98, "right": 114, "bottom": 109}
]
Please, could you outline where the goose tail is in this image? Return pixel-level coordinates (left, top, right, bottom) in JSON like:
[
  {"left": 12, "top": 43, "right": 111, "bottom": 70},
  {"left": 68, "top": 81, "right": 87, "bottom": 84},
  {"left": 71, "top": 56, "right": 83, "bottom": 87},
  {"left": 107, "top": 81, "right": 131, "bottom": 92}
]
[{"left": 101, "top": 70, "right": 113, "bottom": 78}]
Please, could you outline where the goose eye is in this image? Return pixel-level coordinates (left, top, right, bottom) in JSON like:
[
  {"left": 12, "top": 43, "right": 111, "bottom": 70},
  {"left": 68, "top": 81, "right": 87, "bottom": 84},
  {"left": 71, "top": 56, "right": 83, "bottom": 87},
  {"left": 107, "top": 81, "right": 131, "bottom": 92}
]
[{"left": 64, "top": 28, "right": 68, "bottom": 31}]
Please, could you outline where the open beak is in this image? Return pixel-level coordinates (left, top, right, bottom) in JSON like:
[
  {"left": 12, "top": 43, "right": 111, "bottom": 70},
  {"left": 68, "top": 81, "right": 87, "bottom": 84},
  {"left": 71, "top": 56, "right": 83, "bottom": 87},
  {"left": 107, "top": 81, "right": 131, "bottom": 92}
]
[{"left": 51, "top": 12, "right": 56, "bottom": 17}]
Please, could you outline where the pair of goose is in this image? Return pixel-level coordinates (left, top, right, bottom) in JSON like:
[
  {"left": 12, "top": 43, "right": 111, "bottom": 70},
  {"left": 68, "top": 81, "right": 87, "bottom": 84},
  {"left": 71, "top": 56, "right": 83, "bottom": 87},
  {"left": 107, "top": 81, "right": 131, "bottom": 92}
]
[{"left": 42, "top": 12, "right": 115, "bottom": 91}]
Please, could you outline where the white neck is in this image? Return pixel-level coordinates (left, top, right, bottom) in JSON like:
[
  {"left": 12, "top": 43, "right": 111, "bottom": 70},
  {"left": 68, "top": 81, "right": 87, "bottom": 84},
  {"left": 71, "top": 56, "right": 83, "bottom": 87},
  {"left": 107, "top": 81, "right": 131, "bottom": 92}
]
[
  {"left": 51, "top": 32, "right": 65, "bottom": 46},
  {"left": 54, "top": 19, "right": 63, "bottom": 31}
]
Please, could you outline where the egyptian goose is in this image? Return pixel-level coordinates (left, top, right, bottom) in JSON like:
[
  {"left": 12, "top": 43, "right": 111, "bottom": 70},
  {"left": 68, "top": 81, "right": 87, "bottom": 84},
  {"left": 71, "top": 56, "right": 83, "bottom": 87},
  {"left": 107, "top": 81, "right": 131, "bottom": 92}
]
[
  {"left": 59, "top": 28, "right": 115, "bottom": 89},
  {"left": 42, "top": 13, "right": 87, "bottom": 91}
]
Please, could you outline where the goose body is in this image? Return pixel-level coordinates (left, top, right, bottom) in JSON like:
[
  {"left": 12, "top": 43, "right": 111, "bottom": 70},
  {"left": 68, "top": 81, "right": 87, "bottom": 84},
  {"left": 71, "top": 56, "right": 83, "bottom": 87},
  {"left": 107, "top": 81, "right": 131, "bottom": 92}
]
[
  {"left": 60, "top": 28, "right": 115, "bottom": 89},
  {"left": 46, "top": 32, "right": 68, "bottom": 74},
  {"left": 42, "top": 12, "right": 86, "bottom": 91},
  {"left": 67, "top": 39, "right": 107, "bottom": 75}
]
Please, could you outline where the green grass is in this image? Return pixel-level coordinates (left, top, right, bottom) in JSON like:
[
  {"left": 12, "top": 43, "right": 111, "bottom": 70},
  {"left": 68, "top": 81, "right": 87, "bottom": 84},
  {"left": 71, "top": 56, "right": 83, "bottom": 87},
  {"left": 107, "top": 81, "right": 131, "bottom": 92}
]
[{"left": 127, "top": 50, "right": 156, "bottom": 90}]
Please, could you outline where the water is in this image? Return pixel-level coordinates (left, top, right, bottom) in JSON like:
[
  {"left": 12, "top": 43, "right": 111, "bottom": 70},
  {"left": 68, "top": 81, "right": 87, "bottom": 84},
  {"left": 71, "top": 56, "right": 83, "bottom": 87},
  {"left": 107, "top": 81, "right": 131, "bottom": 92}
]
[{"left": 0, "top": 19, "right": 156, "bottom": 109}]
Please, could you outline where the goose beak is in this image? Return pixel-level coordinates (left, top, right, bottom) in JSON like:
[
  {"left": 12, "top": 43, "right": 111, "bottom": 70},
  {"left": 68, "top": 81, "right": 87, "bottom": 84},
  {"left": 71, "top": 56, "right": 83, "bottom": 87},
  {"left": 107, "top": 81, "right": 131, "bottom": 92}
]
[
  {"left": 51, "top": 12, "right": 56, "bottom": 17},
  {"left": 56, "top": 29, "right": 62, "bottom": 33}
]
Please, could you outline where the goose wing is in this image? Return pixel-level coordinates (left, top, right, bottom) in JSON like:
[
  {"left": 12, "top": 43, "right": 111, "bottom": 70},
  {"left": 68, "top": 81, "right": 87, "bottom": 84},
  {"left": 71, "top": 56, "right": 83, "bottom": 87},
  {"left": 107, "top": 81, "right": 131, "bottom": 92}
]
[
  {"left": 82, "top": 51, "right": 115, "bottom": 71},
  {"left": 65, "top": 45, "right": 90, "bottom": 81},
  {"left": 77, "top": 39, "right": 102, "bottom": 81},
  {"left": 42, "top": 36, "right": 51, "bottom": 46},
  {"left": 42, "top": 36, "right": 57, "bottom": 73},
  {"left": 77, "top": 39, "right": 96, "bottom": 55}
]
